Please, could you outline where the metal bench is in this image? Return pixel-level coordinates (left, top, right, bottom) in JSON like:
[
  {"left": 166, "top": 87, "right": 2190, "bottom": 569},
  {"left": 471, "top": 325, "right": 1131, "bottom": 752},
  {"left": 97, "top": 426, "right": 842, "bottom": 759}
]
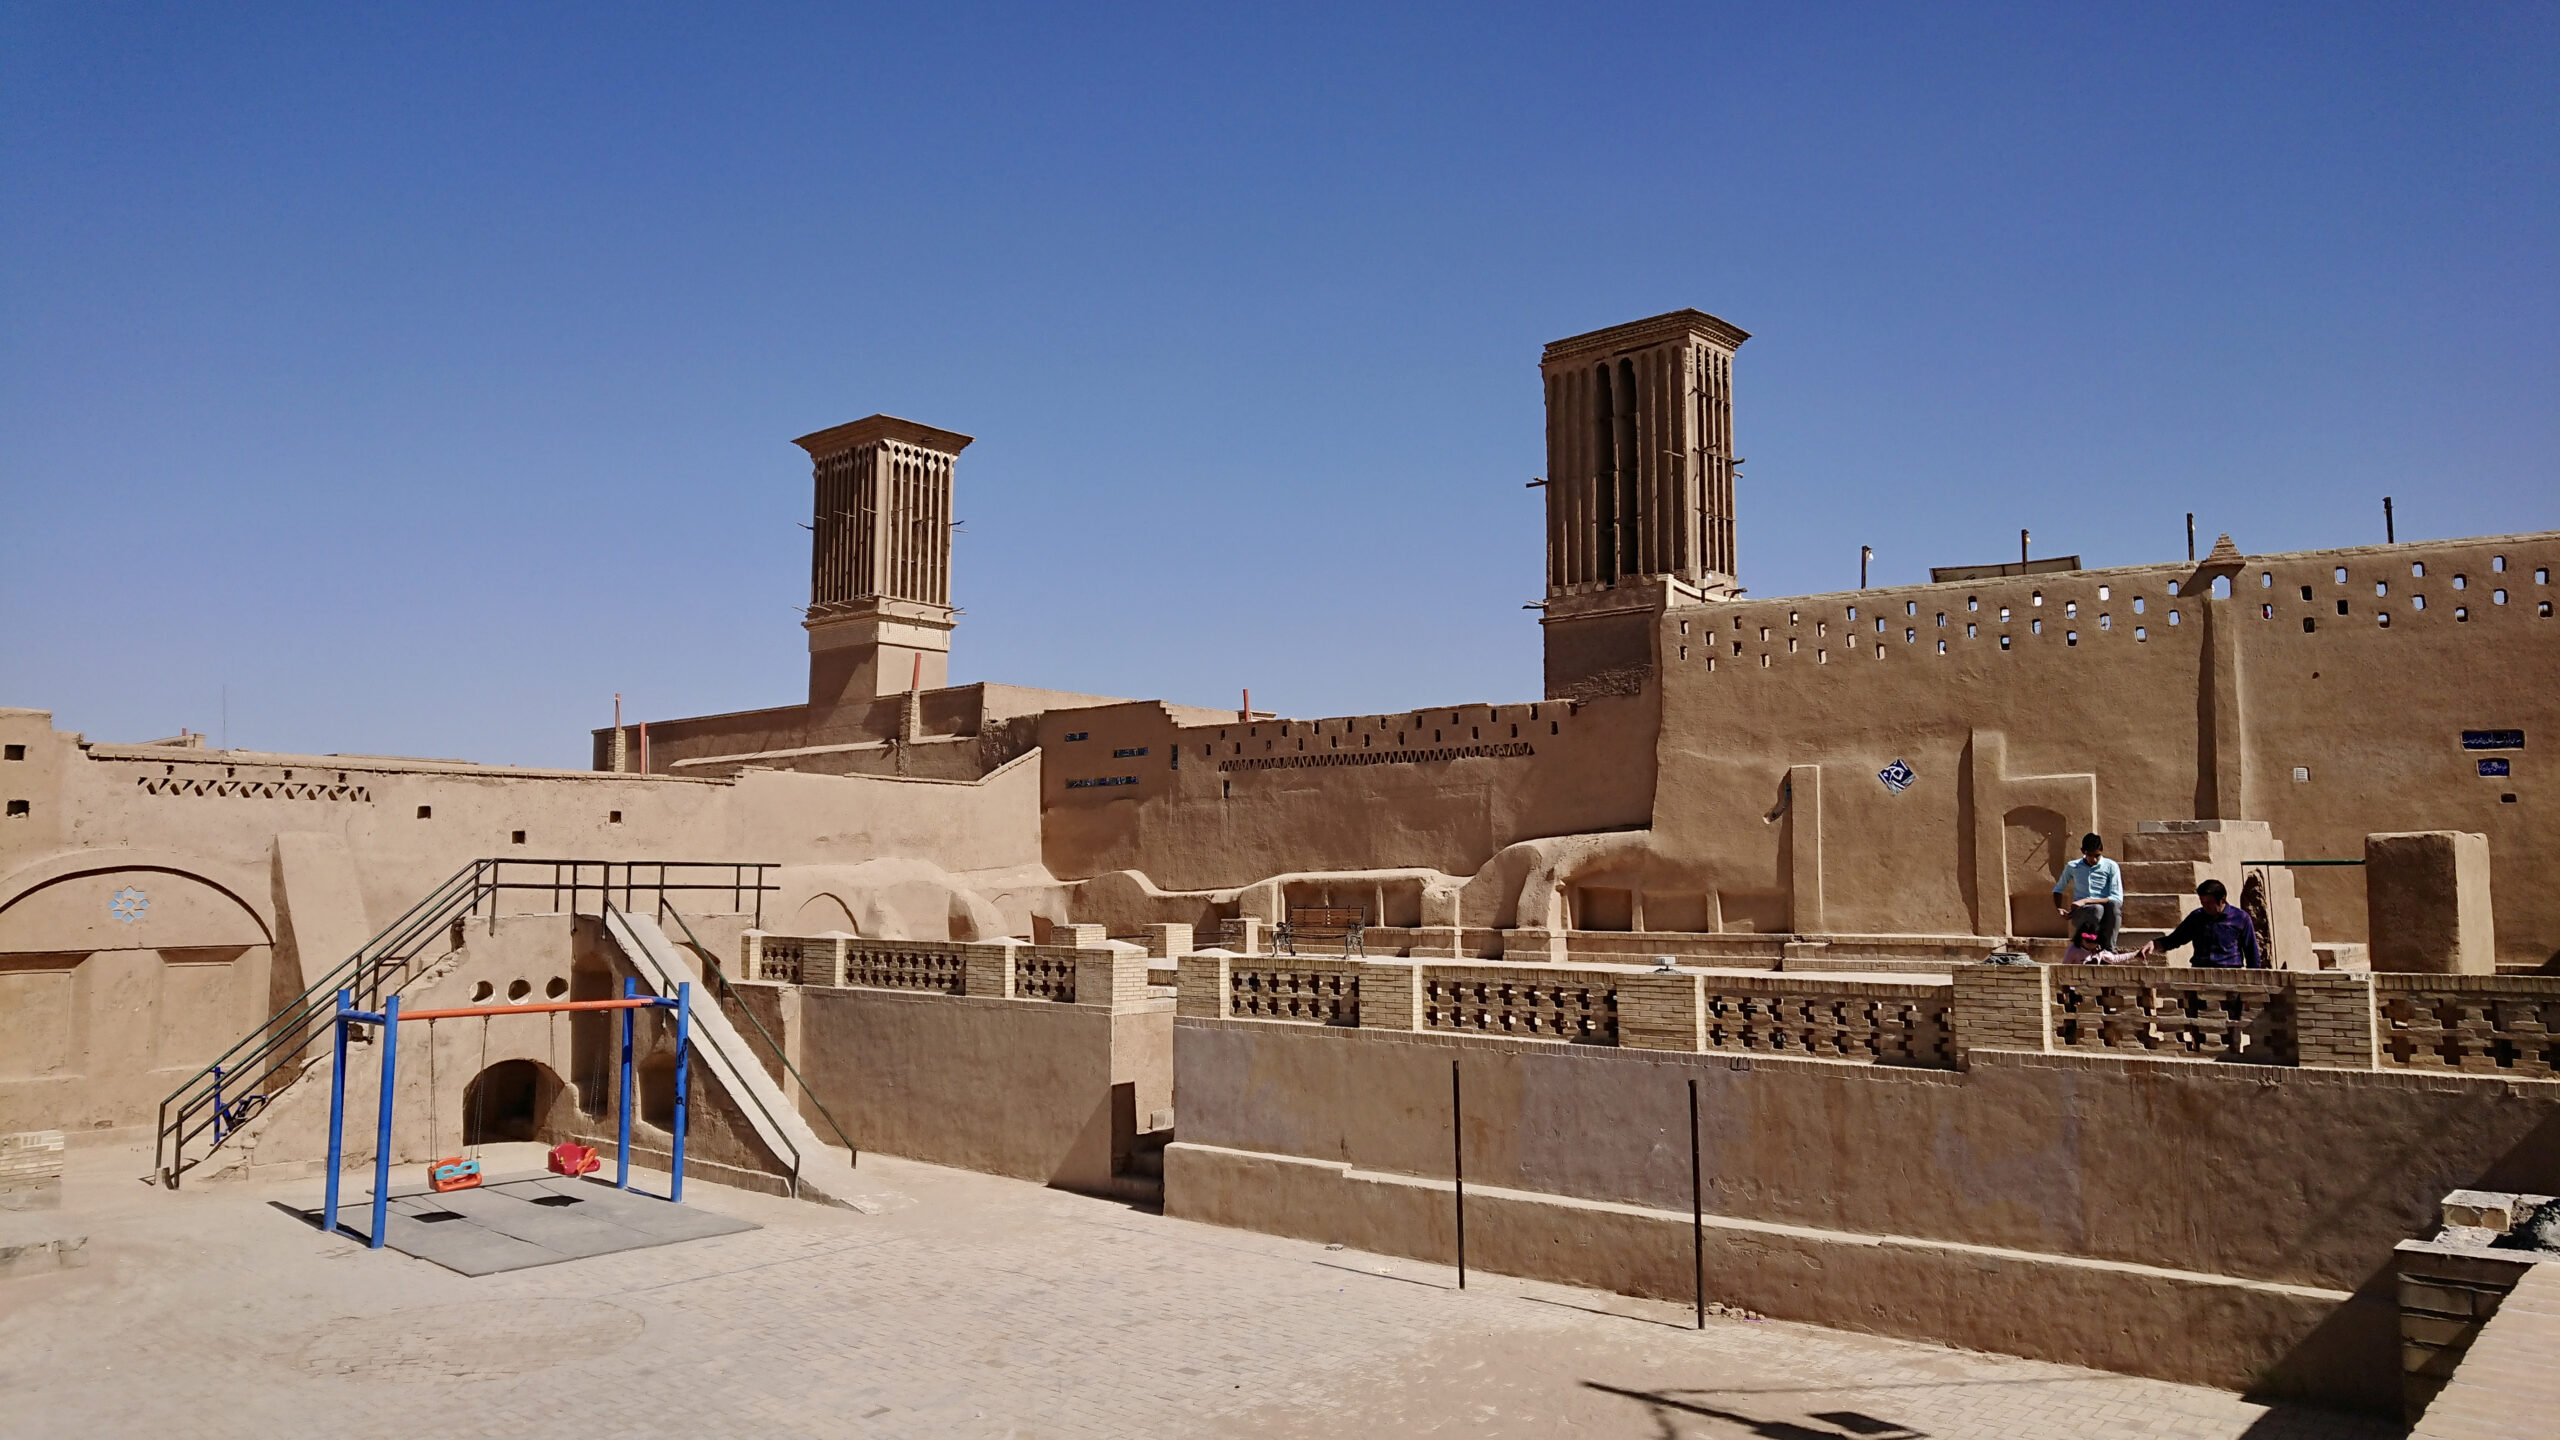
[{"left": 1275, "top": 906, "right": 1366, "bottom": 958}]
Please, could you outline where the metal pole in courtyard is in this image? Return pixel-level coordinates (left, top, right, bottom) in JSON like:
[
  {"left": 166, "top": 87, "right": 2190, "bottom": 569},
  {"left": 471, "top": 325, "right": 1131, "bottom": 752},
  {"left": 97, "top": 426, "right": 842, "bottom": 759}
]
[
  {"left": 323, "top": 989, "right": 350, "bottom": 1234},
  {"left": 670, "top": 982, "right": 691, "bottom": 1203},
  {"left": 2385, "top": 495, "right": 2396, "bottom": 543},
  {"left": 1690, "top": 1077, "right": 1704, "bottom": 1329},
  {"left": 368, "top": 994, "right": 399, "bottom": 1250},
  {"left": 1451, "top": 1060, "right": 1465, "bottom": 1291},
  {"left": 618, "top": 977, "right": 636, "bottom": 1191}
]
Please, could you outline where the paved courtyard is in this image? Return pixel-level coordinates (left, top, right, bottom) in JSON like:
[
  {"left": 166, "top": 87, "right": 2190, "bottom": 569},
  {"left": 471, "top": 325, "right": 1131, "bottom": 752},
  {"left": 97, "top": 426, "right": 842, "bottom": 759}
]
[{"left": 2, "top": 1139, "right": 2404, "bottom": 1440}]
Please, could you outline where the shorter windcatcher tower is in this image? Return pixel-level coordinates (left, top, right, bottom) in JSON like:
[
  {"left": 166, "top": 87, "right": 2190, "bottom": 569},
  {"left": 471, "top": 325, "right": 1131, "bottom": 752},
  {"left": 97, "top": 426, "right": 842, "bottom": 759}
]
[
  {"left": 795, "top": 415, "right": 973, "bottom": 706},
  {"left": 1538, "top": 309, "right": 1747, "bottom": 698}
]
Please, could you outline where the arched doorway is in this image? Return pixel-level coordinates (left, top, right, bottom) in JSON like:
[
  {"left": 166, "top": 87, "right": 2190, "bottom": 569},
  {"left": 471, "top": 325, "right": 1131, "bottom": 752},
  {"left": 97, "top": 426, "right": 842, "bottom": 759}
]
[{"left": 462, "top": 1059, "right": 562, "bottom": 1145}]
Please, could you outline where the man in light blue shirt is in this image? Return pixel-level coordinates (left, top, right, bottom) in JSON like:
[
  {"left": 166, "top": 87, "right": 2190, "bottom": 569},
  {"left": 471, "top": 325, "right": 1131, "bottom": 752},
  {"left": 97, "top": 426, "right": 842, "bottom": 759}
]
[{"left": 2053, "top": 833, "right": 2123, "bottom": 953}]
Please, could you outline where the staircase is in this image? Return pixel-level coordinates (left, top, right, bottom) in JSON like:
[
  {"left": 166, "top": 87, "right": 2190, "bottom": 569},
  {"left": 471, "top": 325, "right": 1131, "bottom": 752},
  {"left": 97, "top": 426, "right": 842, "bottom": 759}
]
[
  {"left": 151, "top": 858, "right": 797, "bottom": 1189},
  {"left": 2117, "top": 820, "right": 2314, "bottom": 967},
  {"left": 600, "top": 908, "right": 866, "bottom": 1207},
  {"left": 1108, "top": 1123, "right": 1173, "bottom": 1208}
]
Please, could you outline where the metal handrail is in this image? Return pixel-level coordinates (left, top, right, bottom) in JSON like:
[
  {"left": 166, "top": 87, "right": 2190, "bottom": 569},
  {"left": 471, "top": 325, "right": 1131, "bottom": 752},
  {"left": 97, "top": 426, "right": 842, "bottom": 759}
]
[
  {"left": 651, "top": 902, "right": 861, "bottom": 1170},
  {"left": 152, "top": 858, "right": 776, "bottom": 1187}
]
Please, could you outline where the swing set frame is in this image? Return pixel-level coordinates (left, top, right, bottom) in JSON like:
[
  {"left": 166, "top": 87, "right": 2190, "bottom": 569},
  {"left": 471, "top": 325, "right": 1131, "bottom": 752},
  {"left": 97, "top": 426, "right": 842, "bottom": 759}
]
[{"left": 322, "top": 978, "right": 692, "bottom": 1248}]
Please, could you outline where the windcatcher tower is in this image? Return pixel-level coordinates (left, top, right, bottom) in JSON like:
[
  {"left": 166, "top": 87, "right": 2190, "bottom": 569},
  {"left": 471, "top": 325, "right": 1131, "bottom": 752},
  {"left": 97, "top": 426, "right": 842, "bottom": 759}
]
[
  {"left": 1538, "top": 309, "right": 1748, "bottom": 699},
  {"left": 795, "top": 415, "right": 973, "bottom": 706}
]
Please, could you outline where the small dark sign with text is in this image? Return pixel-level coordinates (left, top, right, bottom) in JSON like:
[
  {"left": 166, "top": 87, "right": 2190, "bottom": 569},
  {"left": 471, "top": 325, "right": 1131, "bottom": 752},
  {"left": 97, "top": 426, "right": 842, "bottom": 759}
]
[{"left": 2462, "top": 730, "right": 2524, "bottom": 751}]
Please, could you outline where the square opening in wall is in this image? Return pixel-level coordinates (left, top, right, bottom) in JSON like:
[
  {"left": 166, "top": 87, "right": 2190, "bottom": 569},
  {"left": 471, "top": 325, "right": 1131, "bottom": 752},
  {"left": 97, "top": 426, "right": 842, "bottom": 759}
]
[
  {"left": 609, "top": 811, "right": 623, "bottom": 824},
  {"left": 416, "top": 805, "right": 432, "bottom": 819},
  {"left": 4, "top": 799, "right": 26, "bottom": 817},
  {"left": 2293, "top": 767, "right": 2311, "bottom": 782},
  {"left": 511, "top": 830, "right": 527, "bottom": 844},
  {"left": 2, "top": 745, "right": 22, "bottom": 761}
]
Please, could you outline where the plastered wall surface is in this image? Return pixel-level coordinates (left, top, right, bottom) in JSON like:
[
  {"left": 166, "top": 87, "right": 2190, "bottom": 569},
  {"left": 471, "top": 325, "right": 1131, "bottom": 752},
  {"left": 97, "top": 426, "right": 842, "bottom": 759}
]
[
  {"left": 779, "top": 985, "right": 1169, "bottom": 1194},
  {"left": 1648, "top": 536, "right": 2555, "bottom": 957},
  {"left": 1166, "top": 1016, "right": 2560, "bottom": 1406}
]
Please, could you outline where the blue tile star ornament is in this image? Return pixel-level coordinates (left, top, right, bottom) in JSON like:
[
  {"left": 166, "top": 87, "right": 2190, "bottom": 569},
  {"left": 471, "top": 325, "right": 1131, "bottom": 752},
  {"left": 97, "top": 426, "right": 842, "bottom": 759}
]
[{"left": 110, "top": 886, "right": 150, "bottom": 924}]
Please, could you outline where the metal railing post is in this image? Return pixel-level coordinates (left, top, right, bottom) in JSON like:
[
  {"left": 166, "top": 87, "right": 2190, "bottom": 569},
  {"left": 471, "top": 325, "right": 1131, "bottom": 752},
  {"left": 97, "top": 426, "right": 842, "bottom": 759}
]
[
  {"left": 670, "top": 982, "right": 691, "bottom": 1203},
  {"left": 1690, "top": 1077, "right": 1704, "bottom": 1328},
  {"left": 618, "top": 977, "right": 636, "bottom": 1190},
  {"left": 323, "top": 990, "right": 351, "bottom": 1234},
  {"left": 1451, "top": 1060, "right": 1466, "bottom": 1290},
  {"left": 368, "top": 994, "right": 399, "bottom": 1249}
]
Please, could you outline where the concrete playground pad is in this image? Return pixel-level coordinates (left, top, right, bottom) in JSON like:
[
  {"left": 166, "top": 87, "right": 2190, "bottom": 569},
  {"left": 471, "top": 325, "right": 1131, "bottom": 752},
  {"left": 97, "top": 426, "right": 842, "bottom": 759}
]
[
  {"left": 304, "top": 1173, "right": 755, "bottom": 1275},
  {"left": 2, "top": 1137, "right": 2404, "bottom": 1440}
]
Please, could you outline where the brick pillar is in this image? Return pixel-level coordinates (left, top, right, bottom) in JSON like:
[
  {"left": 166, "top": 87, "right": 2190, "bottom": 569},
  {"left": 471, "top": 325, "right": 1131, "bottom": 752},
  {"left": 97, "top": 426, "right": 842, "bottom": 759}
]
[
  {"left": 1619, "top": 970, "right": 1705, "bottom": 1051},
  {"left": 1951, "top": 963, "right": 2050, "bottom": 1067},
  {"left": 1175, "top": 952, "right": 1231, "bottom": 1019},
  {"left": 1058, "top": 923, "right": 1110, "bottom": 950},
  {"left": 2367, "top": 831, "right": 2497, "bottom": 974},
  {"left": 1358, "top": 961, "right": 1423, "bottom": 1031},
  {"left": 1229, "top": 917, "right": 1265, "bottom": 956},
  {"left": 1143, "top": 923, "right": 1194, "bottom": 959},
  {"left": 801, "top": 935, "right": 847, "bottom": 988},
  {"left": 963, "top": 940, "right": 1017, "bottom": 999},
  {"left": 2286, "top": 971, "right": 2377, "bottom": 1068},
  {"left": 1076, "top": 948, "right": 1150, "bottom": 1012},
  {"left": 1406, "top": 925, "right": 1463, "bottom": 959},
  {"left": 1505, "top": 928, "right": 1568, "bottom": 962},
  {"left": 739, "top": 931, "right": 764, "bottom": 983}
]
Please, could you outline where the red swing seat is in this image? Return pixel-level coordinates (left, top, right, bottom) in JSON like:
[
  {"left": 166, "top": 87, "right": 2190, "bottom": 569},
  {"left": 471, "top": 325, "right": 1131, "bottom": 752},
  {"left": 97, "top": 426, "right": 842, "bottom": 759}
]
[{"left": 547, "top": 1142, "right": 602, "bottom": 1177}]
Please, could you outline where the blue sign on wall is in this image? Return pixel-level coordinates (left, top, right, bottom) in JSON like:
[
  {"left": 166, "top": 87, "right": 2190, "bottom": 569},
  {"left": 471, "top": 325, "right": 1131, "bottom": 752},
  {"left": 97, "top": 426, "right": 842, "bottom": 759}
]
[
  {"left": 1877, "top": 759, "right": 1916, "bottom": 794},
  {"left": 2479, "top": 758, "right": 2512, "bottom": 777},
  {"left": 2463, "top": 730, "right": 2525, "bottom": 750}
]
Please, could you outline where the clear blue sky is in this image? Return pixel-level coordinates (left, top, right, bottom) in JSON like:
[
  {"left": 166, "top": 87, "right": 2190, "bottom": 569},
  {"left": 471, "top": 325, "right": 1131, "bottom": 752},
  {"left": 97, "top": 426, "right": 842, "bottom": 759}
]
[{"left": 5, "top": 4, "right": 2553, "bottom": 767}]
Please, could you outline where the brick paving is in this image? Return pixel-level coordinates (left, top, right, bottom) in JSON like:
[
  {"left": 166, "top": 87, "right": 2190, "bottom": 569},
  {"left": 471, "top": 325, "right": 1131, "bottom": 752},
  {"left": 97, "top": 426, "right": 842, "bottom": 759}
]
[{"left": 0, "top": 1139, "right": 2406, "bottom": 1440}]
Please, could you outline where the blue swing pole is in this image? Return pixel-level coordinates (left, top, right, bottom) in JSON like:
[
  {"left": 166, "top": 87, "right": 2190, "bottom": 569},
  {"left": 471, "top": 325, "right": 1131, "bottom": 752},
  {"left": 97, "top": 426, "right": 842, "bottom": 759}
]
[
  {"left": 322, "top": 989, "right": 352, "bottom": 1234},
  {"left": 368, "top": 993, "right": 400, "bottom": 1249},
  {"left": 617, "top": 977, "right": 636, "bottom": 1191},
  {"left": 670, "top": 981, "right": 691, "bottom": 1204}
]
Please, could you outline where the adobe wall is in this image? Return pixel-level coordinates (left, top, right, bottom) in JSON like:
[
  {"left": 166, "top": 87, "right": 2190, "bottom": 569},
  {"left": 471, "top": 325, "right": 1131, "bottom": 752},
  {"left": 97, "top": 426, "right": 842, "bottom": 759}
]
[
  {"left": 0, "top": 709, "right": 1048, "bottom": 1133},
  {"left": 1037, "top": 694, "right": 1658, "bottom": 888},
  {"left": 756, "top": 983, "right": 1172, "bottom": 1195},
  {"left": 1167, "top": 1016, "right": 2560, "bottom": 1407},
  {"left": 1649, "top": 533, "right": 2556, "bottom": 959}
]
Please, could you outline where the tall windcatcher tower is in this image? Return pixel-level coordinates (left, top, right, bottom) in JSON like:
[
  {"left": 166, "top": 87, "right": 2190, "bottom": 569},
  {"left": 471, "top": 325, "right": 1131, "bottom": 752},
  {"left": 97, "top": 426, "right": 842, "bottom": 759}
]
[
  {"left": 1538, "top": 309, "right": 1748, "bottom": 698},
  {"left": 794, "top": 415, "right": 973, "bottom": 707}
]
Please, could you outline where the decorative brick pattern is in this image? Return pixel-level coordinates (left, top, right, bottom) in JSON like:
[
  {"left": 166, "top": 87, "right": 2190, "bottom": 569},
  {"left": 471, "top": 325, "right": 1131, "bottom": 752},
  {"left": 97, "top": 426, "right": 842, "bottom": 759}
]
[
  {"left": 2375, "top": 974, "right": 2560, "bottom": 1076},
  {"left": 842, "top": 940, "right": 963, "bottom": 994},
  {"left": 2049, "top": 966, "right": 2287, "bottom": 1061},
  {"left": 1228, "top": 960, "right": 1361, "bottom": 1025},
  {"left": 1699, "top": 977, "right": 1951, "bottom": 1064},
  {"left": 1016, "top": 950, "right": 1078, "bottom": 1003},
  {"left": 1422, "top": 965, "right": 1617, "bottom": 1044}
]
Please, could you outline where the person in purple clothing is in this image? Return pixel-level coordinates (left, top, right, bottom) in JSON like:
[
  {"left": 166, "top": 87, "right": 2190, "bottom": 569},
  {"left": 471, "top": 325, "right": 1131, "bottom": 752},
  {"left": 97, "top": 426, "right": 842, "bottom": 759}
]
[{"left": 2136, "top": 879, "right": 2265, "bottom": 968}]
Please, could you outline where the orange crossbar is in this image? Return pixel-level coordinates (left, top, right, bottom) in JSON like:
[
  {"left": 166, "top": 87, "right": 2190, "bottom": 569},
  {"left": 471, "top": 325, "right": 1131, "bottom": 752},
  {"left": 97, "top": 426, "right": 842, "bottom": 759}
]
[{"left": 386, "top": 997, "right": 670, "bottom": 1023}]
